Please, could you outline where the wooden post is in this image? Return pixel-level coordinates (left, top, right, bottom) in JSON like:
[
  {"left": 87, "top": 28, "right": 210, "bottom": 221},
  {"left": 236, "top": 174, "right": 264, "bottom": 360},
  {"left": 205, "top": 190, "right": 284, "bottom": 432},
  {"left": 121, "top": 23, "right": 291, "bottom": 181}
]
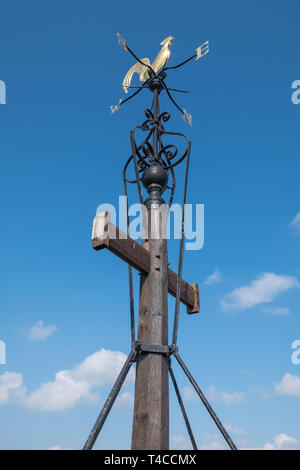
[{"left": 131, "top": 204, "right": 169, "bottom": 449}]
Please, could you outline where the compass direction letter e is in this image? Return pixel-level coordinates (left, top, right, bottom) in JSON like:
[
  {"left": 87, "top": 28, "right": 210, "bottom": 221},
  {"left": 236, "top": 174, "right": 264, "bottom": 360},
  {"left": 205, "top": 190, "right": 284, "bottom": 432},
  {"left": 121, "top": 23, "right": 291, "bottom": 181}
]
[{"left": 196, "top": 41, "right": 209, "bottom": 60}]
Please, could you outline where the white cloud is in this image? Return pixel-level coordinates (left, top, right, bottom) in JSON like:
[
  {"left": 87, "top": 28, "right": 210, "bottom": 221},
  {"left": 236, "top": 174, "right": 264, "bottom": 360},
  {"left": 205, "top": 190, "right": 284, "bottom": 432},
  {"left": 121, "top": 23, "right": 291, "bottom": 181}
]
[
  {"left": 48, "top": 446, "right": 74, "bottom": 450},
  {"left": 115, "top": 391, "right": 134, "bottom": 410},
  {"left": 221, "top": 272, "right": 300, "bottom": 312},
  {"left": 249, "top": 385, "right": 271, "bottom": 399},
  {"left": 262, "top": 306, "right": 290, "bottom": 316},
  {"left": 199, "top": 434, "right": 226, "bottom": 450},
  {"left": 71, "top": 349, "right": 132, "bottom": 386},
  {"left": 243, "top": 433, "right": 300, "bottom": 450},
  {"left": 202, "top": 433, "right": 300, "bottom": 450},
  {"left": 182, "top": 384, "right": 245, "bottom": 405},
  {"left": 224, "top": 423, "right": 245, "bottom": 435},
  {"left": 171, "top": 435, "right": 190, "bottom": 450},
  {"left": 24, "top": 321, "right": 57, "bottom": 341},
  {"left": 204, "top": 267, "right": 222, "bottom": 286},
  {"left": 263, "top": 433, "right": 299, "bottom": 450},
  {"left": 24, "top": 370, "right": 91, "bottom": 411},
  {"left": 0, "top": 372, "right": 26, "bottom": 405},
  {"left": 289, "top": 212, "right": 300, "bottom": 236},
  {"left": 275, "top": 373, "right": 300, "bottom": 397},
  {"left": 0, "top": 349, "right": 134, "bottom": 412},
  {"left": 182, "top": 386, "right": 198, "bottom": 402},
  {"left": 206, "top": 385, "right": 245, "bottom": 405},
  {"left": 24, "top": 348, "right": 134, "bottom": 411}
]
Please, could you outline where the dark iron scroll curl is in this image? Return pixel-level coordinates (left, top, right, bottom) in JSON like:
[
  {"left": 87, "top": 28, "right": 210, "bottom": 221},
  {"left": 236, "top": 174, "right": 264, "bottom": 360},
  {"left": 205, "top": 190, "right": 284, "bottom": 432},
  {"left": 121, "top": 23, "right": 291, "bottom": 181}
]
[{"left": 123, "top": 106, "right": 190, "bottom": 208}]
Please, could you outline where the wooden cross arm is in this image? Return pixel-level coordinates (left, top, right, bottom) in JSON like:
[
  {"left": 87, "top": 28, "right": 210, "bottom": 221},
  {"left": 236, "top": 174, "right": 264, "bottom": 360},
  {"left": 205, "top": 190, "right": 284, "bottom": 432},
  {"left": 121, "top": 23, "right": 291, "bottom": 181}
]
[{"left": 92, "top": 211, "right": 200, "bottom": 314}]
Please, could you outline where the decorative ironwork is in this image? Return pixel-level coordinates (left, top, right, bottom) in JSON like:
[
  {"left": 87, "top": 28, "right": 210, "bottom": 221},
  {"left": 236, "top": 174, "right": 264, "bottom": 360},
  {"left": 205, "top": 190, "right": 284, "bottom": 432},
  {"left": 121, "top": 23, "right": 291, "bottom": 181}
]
[
  {"left": 83, "top": 34, "right": 238, "bottom": 452},
  {"left": 122, "top": 76, "right": 190, "bottom": 212},
  {"left": 112, "top": 33, "right": 210, "bottom": 124}
]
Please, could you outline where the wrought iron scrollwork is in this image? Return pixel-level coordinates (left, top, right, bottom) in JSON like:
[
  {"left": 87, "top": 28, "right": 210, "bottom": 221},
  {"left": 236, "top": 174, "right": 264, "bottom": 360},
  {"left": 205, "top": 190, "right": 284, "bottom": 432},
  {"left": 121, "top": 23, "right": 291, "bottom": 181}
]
[{"left": 123, "top": 97, "right": 191, "bottom": 208}]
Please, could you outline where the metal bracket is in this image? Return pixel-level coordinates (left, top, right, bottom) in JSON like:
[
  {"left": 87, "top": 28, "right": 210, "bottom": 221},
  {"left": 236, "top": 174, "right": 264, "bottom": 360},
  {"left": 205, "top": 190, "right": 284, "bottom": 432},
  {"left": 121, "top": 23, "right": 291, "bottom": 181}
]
[{"left": 134, "top": 342, "right": 177, "bottom": 356}]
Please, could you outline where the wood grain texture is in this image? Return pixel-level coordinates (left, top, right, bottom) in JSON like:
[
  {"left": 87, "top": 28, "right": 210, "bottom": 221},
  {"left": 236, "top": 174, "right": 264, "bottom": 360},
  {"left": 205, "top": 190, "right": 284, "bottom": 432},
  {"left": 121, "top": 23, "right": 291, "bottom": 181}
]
[
  {"left": 92, "top": 212, "right": 199, "bottom": 314},
  {"left": 131, "top": 210, "right": 169, "bottom": 450}
]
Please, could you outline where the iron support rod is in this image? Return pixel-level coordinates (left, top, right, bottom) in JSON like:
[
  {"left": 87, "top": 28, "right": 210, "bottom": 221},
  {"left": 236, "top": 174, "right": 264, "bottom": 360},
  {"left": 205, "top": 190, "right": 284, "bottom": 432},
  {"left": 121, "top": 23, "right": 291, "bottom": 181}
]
[
  {"left": 128, "top": 268, "right": 135, "bottom": 345},
  {"left": 172, "top": 150, "right": 190, "bottom": 345},
  {"left": 168, "top": 362, "right": 197, "bottom": 450},
  {"left": 174, "top": 352, "right": 238, "bottom": 450},
  {"left": 153, "top": 87, "right": 160, "bottom": 158},
  {"left": 123, "top": 178, "right": 136, "bottom": 345},
  {"left": 162, "top": 53, "right": 197, "bottom": 72},
  {"left": 83, "top": 350, "right": 136, "bottom": 450}
]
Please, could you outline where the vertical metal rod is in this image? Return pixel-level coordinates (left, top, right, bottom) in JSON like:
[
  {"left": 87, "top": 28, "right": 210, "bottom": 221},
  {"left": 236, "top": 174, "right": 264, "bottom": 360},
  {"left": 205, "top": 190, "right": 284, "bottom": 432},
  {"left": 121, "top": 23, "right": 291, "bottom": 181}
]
[
  {"left": 123, "top": 177, "right": 136, "bottom": 344},
  {"left": 174, "top": 352, "right": 238, "bottom": 450},
  {"left": 153, "top": 88, "right": 160, "bottom": 159},
  {"left": 130, "top": 130, "right": 144, "bottom": 207},
  {"left": 172, "top": 148, "right": 190, "bottom": 346},
  {"left": 168, "top": 361, "right": 197, "bottom": 450},
  {"left": 128, "top": 266, "right": 135, "bottom": 345},
  {"left": 83, "top": 350, "right": 136, "bottom": 450}
]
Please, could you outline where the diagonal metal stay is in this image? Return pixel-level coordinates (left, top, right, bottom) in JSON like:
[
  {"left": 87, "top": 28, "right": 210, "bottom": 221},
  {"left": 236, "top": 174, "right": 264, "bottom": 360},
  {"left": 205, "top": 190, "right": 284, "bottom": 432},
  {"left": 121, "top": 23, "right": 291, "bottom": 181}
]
[
  {"left": 168, "top": 361, "right": 197, "bottom": 450},
  {"left": 174, "top": 352, "right": 238, "bottom": 450},
  {"left": 82, "top": 345, "right": 237, "bottom": 451},
  {"left": 83, "top": 350, "right": 136, "bottom": 450}
]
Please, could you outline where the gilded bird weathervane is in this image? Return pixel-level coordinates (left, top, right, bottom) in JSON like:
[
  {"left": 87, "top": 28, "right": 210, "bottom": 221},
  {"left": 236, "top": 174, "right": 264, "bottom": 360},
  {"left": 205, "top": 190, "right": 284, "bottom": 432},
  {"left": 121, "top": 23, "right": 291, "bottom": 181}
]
[{"left": 111, "top": 33, "right": 209, "bottom": 125}]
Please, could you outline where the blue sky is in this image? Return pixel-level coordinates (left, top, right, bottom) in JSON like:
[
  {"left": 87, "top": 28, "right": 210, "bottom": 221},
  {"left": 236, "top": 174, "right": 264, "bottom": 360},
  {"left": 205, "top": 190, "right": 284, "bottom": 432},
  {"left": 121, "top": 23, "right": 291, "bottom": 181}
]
[{"left": 0, "top": 0, "right": 300, "bottom": 450}]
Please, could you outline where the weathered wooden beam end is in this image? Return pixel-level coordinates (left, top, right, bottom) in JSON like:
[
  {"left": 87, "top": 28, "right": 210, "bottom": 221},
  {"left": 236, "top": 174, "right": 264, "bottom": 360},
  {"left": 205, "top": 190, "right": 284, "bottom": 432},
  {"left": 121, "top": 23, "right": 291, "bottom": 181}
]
[
  {"left": 91, "top": 210, "right": 111, "bottom": 251},
  {"left": 187, "top": 283, "right": 200, "bottom": 314},
  {"left": 91, "top": 211, "right": 200, "bottom": 314}
]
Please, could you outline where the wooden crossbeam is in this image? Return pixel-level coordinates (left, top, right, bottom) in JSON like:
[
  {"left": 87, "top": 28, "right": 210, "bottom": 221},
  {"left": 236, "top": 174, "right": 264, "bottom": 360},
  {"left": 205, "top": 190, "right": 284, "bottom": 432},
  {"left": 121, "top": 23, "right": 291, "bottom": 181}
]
[{"left": 92, "top": 211, "right": 200, "bottom": 314}]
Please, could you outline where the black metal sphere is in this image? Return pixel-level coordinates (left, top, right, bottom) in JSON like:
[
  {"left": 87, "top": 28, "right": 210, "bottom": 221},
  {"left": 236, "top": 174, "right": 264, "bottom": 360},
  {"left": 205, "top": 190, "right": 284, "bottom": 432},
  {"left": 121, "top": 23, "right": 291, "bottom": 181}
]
[
  {"left": 148, "top": 78, "right": 163, "bottom": 92},
  {"left": 142, "top": 164, "right": 169, "bottom": 193}
]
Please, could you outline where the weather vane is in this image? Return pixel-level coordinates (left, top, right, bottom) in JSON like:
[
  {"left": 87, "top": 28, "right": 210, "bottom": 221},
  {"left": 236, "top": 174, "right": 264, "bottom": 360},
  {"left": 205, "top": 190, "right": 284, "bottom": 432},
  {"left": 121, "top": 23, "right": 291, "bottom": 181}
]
[
  {"left": 82, "top": 33, "right": 238, "bottom": 451},
  {"left": 110, "top": 33, "right": 210, "bottom": 125}
]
